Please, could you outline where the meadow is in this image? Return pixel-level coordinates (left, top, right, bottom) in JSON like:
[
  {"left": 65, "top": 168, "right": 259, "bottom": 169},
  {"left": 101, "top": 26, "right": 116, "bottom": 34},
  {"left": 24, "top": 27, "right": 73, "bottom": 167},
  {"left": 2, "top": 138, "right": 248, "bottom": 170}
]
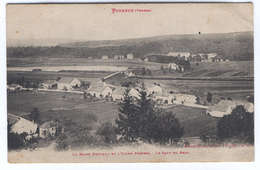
[
  {"left": 8, "top": 91, "right": 218, "bottom": 137},
  {"left": 7, "top": 57, "right": 162, "bottom": 70}
]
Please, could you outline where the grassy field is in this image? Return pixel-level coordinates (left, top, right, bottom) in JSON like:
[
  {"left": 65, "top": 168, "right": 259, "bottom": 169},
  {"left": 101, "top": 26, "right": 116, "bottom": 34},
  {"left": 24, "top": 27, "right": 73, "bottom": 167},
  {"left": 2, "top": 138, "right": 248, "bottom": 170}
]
[
  {"left": 7, "top": 57, "right": 162, "bottom": 70},
  {"left": 7, "top": 91, "right": 119, "bottom": 130},
  {"left": 8, "top": 91, "right": 220, "bottom": 137},
  {"left": 165, "top": 105, "right": 220, "bottom": 137},
  {"left": 7, "top": 71, "right": 105, "bottom": 84}
]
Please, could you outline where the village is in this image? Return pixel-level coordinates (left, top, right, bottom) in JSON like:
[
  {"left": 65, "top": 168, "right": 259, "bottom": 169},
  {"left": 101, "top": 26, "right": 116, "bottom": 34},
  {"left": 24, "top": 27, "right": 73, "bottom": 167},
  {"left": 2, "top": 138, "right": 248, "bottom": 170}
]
[{"left": 7, "top": 52, "right": 254, "bottom": 148}]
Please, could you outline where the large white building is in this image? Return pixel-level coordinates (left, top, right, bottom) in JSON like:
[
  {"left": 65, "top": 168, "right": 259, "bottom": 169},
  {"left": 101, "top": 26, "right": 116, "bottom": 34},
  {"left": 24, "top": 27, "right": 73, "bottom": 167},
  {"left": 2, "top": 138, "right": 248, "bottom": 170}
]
[
  {"left": 87, "top": 82, "right": 113, "bottom": 98},
  {"left": 206, "top": 100, "right": 254, "bottom": 117},
  {"left": 57, "top": 77, "right": 81, "bottom": 90},
  {"left": 8, "top": 113, "right": 38, "bottom": 135},
  {"left": 173, "top": 94, "right": 197, "bottom": 105},
  {"left": 127, "top": 53, "right": 134, "bottom": 60}
]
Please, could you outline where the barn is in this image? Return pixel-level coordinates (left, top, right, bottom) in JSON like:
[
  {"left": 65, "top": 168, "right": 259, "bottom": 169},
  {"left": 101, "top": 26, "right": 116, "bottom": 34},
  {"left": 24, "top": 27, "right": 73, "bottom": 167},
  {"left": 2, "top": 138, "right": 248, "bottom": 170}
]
[{"left": 57, "top": 77, "right": 81, "bottom": 90}]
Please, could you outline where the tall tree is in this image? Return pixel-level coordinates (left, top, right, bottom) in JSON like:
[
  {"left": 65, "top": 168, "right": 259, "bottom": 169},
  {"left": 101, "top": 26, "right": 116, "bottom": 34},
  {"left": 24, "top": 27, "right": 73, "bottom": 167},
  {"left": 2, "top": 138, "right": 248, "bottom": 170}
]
[
  {"left": 115, "top": 88, "right": 139, "bottom": 142},
  {"left": 135, "top": 83, "right": 156, "bottom": 143},
  {"left": 29, "top": 108, "right": 40, "bottom": 124},
  {"left": 153, "top": 110, "right": 184, "bottom": 145},
  {"left": 206, "top": 92, "right": 213, "bottom": 103},
  {"left": 217, "top": 105, "right": 254, "bottom": 144}
]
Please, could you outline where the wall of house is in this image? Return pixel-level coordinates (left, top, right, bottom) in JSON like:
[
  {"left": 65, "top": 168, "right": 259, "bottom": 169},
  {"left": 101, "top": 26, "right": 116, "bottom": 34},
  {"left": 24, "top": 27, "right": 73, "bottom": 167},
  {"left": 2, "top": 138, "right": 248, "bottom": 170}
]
[
  {"left": 208, "top": 110, "right": 227, "bottom": 117},
  {"left": 39, "top": 127, "right": 56, "bottom": 138},
  {"left": 57, "top": 83, "right": 72, "bottom": 90}
]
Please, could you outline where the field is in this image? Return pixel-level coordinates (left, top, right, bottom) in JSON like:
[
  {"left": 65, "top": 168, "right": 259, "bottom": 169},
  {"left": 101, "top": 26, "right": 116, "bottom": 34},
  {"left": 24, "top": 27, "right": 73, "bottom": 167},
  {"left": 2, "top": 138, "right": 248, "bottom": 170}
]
[
  {"left": 7, "top": 57, "right": 162, "bottom": 70},
  {"left": 7, "top": 71, "right": 106, "bottom": 84},
  {"left": 165, "top": 105, "right": 219, "bottom": 137},
  {"left": 152, "top": 61, "right": 254, "bottom": 78},
  {"left": 8, "top": 91, "right": 219, "bottom": 137},
  {"left": 8, "top": 91, "right": 119, "bottom": 130}
]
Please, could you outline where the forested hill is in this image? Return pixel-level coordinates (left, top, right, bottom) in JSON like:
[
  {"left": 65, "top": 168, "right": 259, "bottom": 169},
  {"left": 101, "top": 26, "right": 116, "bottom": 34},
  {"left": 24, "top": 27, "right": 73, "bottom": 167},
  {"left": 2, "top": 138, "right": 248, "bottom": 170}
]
[{"left": 7, "top": 31, "right": 253, "bottom": 61}]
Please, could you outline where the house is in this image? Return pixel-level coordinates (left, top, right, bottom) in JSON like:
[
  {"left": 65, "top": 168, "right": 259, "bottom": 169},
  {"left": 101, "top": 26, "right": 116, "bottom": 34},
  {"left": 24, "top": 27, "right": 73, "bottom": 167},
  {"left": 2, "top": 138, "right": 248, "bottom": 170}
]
[
  {"left": 125, "top": 69, "right": 135, "bottom": 77},
  {"left": 155, "top": 93, "right": 175, "bottom": 104},
  {"left": 41, "top": 80, "right": 57, "bottom": 89},
  {"left": 168, "top": 52, "right": 190, "bottom": 60},
  {"left": 144, "top": 58, "right": 149, "bottom": 62},
  {"left": 101, "top": 55, "right": 108, "bottom": 60},
  {"left": 7, "top": 84, "right": 22, "bottom": 92},
  {"left": 127, "top": 53, "right": 134, "bottom": 60},
  {"left": 174, "top": 94, "right": 197, "bottom": 105},
  {"left": 207, "top": 53, "right": 217, "bottom": 61},
  {"left": 87, "top": 82, "right": 113, "bottom": 98},
  {"left": 206, "top": 100, "right": 254, "bottom": 117},
  {"left": 57, "top": 77, "right": 81, "bottom": 90},
  {"left": 145, "top": 83, "right": 163, "bottom": 95},
  {"left": 168, "top": 63, "right": 179, "bottom": 70},
  {"left": 112, "top": 87, "right": 128, "bottom": 100},
  {"left": 112, "top": 87, "right": 140, "bottom": 100},
  {"left": 8, "top": 113, "right": 38, "bottom": 135},
  {"left": 39, "top": 120, "right": 59, "bottom": 138}
]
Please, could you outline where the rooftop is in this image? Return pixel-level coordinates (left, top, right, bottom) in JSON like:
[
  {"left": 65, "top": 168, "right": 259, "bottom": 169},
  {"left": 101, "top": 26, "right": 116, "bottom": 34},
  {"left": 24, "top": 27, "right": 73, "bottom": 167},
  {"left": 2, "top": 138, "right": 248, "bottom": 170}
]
[{"left": 58, "top": 77, "right": 76, "bottom": 84}]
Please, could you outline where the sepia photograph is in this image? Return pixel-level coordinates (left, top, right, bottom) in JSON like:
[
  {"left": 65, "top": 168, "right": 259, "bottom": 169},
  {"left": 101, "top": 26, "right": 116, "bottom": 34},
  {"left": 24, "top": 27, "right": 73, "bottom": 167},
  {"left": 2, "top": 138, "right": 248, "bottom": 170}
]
[{"left": 5, "top": 3, "right": 255, "bottom": 163}]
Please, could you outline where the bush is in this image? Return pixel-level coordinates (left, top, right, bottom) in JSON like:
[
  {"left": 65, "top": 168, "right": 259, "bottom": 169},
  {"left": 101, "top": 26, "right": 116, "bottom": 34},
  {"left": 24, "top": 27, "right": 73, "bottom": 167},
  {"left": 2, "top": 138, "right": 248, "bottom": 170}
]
[
  {"left": 96, "top": 122, "right": 117, "bottom": 146},
  {"left": 217, "top": 105, "right": 254, "bottom": 144}
]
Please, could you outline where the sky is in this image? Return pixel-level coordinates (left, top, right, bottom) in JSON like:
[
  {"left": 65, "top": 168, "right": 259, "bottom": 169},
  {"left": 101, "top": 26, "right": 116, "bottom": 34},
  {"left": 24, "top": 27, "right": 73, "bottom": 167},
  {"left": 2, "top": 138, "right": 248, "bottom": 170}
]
[{"left": 7, "top": 3, "right": 253, "bottom": 42}]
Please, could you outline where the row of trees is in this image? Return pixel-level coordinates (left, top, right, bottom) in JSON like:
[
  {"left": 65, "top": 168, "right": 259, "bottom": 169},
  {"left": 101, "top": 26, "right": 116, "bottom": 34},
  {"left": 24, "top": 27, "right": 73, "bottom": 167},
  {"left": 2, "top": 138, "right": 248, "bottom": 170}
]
[
  {"left": 8, "top": 76, "right": 40, "bottom": 88},
  {"left": 7, "top": 32, "right": 253, "bottom": 61}
]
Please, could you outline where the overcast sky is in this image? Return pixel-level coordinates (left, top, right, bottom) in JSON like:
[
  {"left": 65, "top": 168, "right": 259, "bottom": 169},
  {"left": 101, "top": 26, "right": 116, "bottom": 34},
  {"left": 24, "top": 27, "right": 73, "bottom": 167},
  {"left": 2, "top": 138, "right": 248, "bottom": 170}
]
[{"left": 7, "top": 3, "right": 253, "bottom": 41}]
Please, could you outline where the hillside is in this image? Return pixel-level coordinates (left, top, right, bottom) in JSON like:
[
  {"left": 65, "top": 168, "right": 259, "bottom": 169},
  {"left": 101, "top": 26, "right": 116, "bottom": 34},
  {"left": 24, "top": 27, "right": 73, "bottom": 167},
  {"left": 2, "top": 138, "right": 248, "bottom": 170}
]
[{"left": 7, "top": 31, "right": 253, "bottom": 61}]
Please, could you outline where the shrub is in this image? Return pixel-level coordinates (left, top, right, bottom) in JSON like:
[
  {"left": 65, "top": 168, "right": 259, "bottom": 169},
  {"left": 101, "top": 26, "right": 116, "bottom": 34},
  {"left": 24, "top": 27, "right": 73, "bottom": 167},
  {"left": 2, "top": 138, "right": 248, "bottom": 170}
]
[{"left": 217, "top": 105, "right": 254, "bottom": 144}]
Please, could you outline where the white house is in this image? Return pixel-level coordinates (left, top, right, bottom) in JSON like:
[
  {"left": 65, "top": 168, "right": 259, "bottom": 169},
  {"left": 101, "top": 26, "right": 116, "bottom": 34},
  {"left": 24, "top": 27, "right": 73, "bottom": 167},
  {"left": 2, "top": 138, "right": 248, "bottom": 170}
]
[
  {"left": 8, "top": 113, "right": 38, "bottom": 135},
  {"left": 168, "top": 52, "right": 190, "bottom": 60},
  {"left": 41, "top": 80, "right": 57, "bottom": 89},
  {"left": 127, "top": 53, "right": 134, "bottom": 60},
  {"left": 39, "top": 120, "right": 59, "bottom": 138},
  {"left": 112, "top": 87, "right": 128, "bottom": 100},
  {"left": 144, "top": 58, "right": 149, "bottom": 62},
  {"left": 87, "top": 82, "right": 113, "bottom": 98},
  {"left": 207, "top": 100, "right": 254, "bottom": 117},
  {"left": 146, "top": 83, "right": 163, "bottom": 95},
  {"left": 7, "top": 84, "right": 23, "bottom": 92},
  {"left": 173, "top": 94, "right": 197, "bottom": 105},
  {"left": 207, "top": 53, "right": 217, "bottom": 59},
  {"left": 112, "top": 87, "right": 140, "bottom": 100},
  {"left": 125, "top": 69, "right": 135, "bottom": 77},
  {"left": 101, "top": 55, "right": 108, "bottom": 59},
  {"left": 57, "top": 77, "right": 81, "bottom": 90},
  {"left": 155, "top": 93, "right": 175, "bottom": 104},
  {"left": 168, "top": 63, "right": 179, "bottom": 70}
]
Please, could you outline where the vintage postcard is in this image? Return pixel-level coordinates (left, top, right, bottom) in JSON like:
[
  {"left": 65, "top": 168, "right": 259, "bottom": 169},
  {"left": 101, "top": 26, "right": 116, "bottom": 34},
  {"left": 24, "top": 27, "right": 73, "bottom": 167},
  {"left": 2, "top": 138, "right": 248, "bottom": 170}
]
[{"left": 6, "top": 3, "right": 254, "bottom": 163}]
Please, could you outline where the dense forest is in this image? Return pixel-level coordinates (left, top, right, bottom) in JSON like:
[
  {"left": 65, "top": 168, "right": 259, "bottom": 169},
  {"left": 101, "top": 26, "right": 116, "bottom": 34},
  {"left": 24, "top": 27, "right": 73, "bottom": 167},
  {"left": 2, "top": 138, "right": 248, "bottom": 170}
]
[{"left": 7, "top": 32, "right": 253, "bottom": 61}]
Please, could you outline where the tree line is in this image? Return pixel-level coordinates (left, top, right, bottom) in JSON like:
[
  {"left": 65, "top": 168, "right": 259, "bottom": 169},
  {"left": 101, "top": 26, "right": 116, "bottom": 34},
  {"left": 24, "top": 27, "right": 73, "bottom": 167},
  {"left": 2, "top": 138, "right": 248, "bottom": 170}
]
[{"left": 7, "top": 32, "right": 253, "bottom": 61}]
